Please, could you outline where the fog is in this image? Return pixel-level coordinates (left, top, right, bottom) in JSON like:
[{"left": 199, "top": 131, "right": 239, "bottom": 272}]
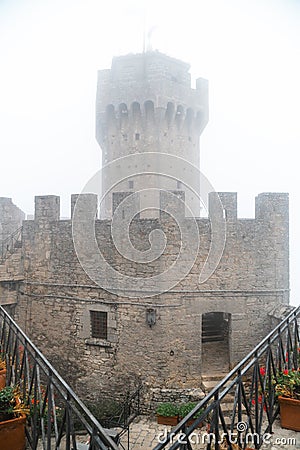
[{"left": 0, "top": 0, "right": 299, "bottom": 305}]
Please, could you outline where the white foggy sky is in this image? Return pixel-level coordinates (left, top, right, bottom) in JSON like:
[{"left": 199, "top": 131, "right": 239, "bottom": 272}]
[{"left": 0, "top": 0, "right": 299, "bottom": 305}]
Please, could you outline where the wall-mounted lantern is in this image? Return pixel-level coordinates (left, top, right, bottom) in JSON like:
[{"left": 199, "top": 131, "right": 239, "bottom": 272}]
[{"left": 146, "top": 308, "right": 156, "bottom": 328}]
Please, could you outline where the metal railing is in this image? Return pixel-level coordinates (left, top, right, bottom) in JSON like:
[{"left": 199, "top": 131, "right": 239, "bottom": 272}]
[
  {"left": 97, "top": 386, "right": 141, "bottom": 450},
  {"left": 153, "top": 306, "right": 300, "bottom": 450},
  {"left": 0, "top": 226, "right": 22, "bottom": 263},
  {"left": 0, "top": 305, "right": 121, "bottom": 450}
]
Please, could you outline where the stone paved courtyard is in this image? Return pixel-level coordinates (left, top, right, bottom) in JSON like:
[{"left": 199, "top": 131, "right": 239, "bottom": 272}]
[
  {"left": 118, "top": 415, "right": 300, "bottom": 450},
  {"left": 34, "top": 415, "right": 299, "bottom": 449}
]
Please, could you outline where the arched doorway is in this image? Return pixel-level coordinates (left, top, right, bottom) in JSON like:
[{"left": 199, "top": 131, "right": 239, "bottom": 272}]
[{"left": 201, "top": 312, "right": 231, "bottom": 375}]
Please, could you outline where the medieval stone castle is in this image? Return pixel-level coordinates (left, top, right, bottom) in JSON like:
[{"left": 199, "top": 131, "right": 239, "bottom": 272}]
[{"left": 0, "top": 52, "right": 289, "bottom": 407}]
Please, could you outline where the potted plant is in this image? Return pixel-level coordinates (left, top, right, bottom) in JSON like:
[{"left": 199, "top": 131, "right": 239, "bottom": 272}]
[
  {"left": 156, "top": 402, "right": 179, "bottom": 426},
  {"left": 0, "top": 386, "right": 29, "bottom": 450},
  {"left": 274, "top": 367, "right": 300, "bottom": 431},
  {"left": 178, "top": 402, "right": 204, "bottom": 428}
]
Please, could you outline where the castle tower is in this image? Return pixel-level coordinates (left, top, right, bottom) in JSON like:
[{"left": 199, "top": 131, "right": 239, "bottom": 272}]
[{"left": 96, "top": 51, "right": 208, "bottom": 218}]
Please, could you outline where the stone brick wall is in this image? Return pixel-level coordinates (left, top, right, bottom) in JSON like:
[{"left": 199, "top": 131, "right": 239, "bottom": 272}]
[
  {"left": 0, "top": 198, "right": 25, "bottom": 305},
  {"left": 10, "top": 191, "right": 289, "bottom": 407},
  {"left": 0, "top": 197, "right": 25, "bottom": 241},
  {"left": 0, "top": 52, "right": 290, "bottom": 411}
]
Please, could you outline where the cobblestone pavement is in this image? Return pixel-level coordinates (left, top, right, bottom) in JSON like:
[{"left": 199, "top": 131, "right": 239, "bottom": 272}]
[
  {"left": 33, "top": 415, "right": 299, "bottom": 450},
  {"left": 119, "top": 416, "right": 300, "bottom": 450}
]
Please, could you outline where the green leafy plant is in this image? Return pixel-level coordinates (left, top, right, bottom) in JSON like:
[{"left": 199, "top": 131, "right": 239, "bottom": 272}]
[
  {"left": 0, "top": 386, "right": 29, "bottom": 422},
  {"left": 178, "top": 402, "right": 204, "bottom": 419},
  {"left": 0, "top": 386, "right": 15, "bottom": 420},
  {"left": 86, "top": 399, "right": 124, "bottom": 428},
  {"left": 156, "top": 402, "right": 179, "bottom": 417},
  {"left": 273, "top": 368, "right": 300, "bottom": 399}
]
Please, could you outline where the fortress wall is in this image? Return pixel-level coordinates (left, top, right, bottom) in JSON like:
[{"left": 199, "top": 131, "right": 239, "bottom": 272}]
[
  {"left": 0, "top": 197, "right": 25, "bottom": 241},
  {"left": 13, "top": 192, "right": 289, "bottom": 402}
]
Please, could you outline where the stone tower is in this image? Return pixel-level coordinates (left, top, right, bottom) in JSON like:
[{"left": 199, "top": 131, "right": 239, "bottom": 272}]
[
  {"left": 96, "top": 51, "right": 208, "bottom": 218},
  {"left": 1, "top": 51, "right": 289, "bottom": 408}
]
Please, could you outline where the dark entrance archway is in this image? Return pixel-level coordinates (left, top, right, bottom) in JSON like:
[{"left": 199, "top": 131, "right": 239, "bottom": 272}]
[{"left": 201, "top": 312, "right": 231, "bottom": 375}]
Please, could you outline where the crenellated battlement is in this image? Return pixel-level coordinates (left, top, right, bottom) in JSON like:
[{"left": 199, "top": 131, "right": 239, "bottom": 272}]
[
  {"left": 99, "top": 100, "right": 207, "bottom": 166},
  {"left": 34, "top": 195, "right": 60, "bottom": 222},
  {"left": 31, "top": 192, "right": 289, "bottom": 224},
  {"left": 21, "top": 190, "right": 289, "bottom": 307},
  {"left": 102, "top": 100, "right": 204, "bottom": 132}
]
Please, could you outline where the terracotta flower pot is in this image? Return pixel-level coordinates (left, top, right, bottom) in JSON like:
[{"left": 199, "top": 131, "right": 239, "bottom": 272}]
[
  {"left": 278, "top": 396, "right": 300, "bottom": 431},
  {"left": 157, "top": 415, "right": 178, "bottom": 426},
  {"left": 0, "top": 413, "right": 26, "bottom": 450},
  {"left": 0, "top": 368, "right": 6, "bottom": 390},
  {"left": 179, "top": 417, "right": 203, "bottom": 428}
]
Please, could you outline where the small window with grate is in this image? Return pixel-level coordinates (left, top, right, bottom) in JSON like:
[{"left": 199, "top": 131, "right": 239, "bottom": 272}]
[{"left": 90, "top": 311, "right": 107, "bottom": 339}]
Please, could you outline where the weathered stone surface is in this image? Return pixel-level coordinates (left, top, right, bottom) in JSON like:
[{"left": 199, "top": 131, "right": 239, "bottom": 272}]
[
  {"left": 6, "top": 189, "right": 289, "bottom": 407},
  {"left": 0, "top": 197, "right": 24, "bottom": 241},
  {"left": 0, "top": 52, "right": 290, "bottom": 411}
]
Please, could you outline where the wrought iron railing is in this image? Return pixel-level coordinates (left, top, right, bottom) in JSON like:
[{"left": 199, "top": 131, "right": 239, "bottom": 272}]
[
  {"left": 98, "top": 386, "right": 141, "bottom": 450},
  {"left": 153, "top": 305, "right": 300, "bottom": 450},
  {"left": 0, "top": 305, "right": 121, "bottom": 450},
  {"left": 0, "top": 226, "right": 22, "bottom": 263}
]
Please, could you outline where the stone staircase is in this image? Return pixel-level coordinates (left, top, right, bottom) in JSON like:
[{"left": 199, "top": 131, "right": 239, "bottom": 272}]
[
  {"left": 201, "top": 373, "right": 249, "bottom": 426},
  {"left": 202, "top": 312, "right": 226, "bottom": 343},
  {"left": 201, "top": 373, "right": 229, "bottom": 393}
]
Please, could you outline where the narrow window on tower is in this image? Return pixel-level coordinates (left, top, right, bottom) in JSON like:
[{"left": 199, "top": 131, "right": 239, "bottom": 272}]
[
  {"left": 90, "top": 311, "right": 107, "bottom": 339},
  {"left": 129, "top": 180, "right": 134, "bottom": 189},
  {"left": 177, "top": 180, "right": 182, "bottom": 189},
  {"left": 135, "top": 133, "right": 140, "bottom": 140}
]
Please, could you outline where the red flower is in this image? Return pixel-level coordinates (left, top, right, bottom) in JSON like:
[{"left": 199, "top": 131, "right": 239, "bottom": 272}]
[
  {"left": 260, "top": 367, "right": 266, "bottom": 376},
  {"left": 251, "top": 396, "right": 266, "bottom": 411},
  {"left": 283, "top": 369, "right": 289, "bottom": 375}
]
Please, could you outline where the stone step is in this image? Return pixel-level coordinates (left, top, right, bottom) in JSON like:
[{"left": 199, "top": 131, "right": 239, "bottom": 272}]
[
  {"left": 202, "top": 336, "right": 225, "bottom": 342},
  {"left": 201, "top": 378, "right": 230, "bottom": 390},
  {"left": 204, "top": 399, "right": 248, "bottom": 423},
  {"left": 202, "top": 326, "right": 224, "bottom": 332},
  {"left": 202, "top": 373, "right": 228, "bottom": 381},
  {"left": 201, "top": 378, "right": 236, "bottom": 396}
]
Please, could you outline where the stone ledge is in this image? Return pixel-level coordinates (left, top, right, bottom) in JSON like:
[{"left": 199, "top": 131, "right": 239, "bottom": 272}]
[{"left": 84, "top": 338, "right": 112, "bottom": 348}]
